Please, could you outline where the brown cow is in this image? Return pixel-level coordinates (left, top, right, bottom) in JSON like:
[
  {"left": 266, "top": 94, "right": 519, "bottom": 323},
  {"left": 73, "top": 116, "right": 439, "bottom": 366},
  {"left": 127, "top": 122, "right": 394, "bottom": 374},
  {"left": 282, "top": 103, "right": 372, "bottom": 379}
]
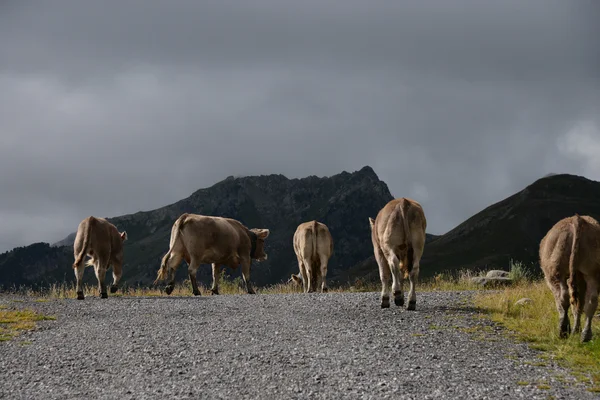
[
  {"left": 154, "top": 213, "right": 270, "bottom": 296},
  {"left": 72, "top": 216, "right": 128, "bottom": 300},
  {"left": 369, "top": 198, "right": 427, "bottom": 309},
  {"left": 539, "top": 214, "right": 600, "bottom": 342},
  {"left": 291, "top": 220, "right": 334, "bottom": 293}
]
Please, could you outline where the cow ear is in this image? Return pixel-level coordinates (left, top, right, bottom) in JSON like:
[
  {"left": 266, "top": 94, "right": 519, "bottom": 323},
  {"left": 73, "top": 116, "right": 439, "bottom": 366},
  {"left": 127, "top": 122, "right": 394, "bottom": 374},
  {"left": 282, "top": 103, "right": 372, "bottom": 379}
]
[
  {"left": 120, "top": 231, "right": 128, "bottom": 241},
  {"left": 368, "top": 218, "right": 375, "bottom": 229},
  {"left": 256, "top": 229, "right": 270, "bottom": 239}
]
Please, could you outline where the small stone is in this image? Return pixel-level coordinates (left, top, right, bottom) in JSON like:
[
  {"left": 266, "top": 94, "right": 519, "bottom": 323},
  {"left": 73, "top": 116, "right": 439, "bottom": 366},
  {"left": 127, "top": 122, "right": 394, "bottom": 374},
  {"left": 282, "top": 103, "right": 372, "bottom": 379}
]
[{"left": 515, "top": 298, "right": 533, "bottom": 306}]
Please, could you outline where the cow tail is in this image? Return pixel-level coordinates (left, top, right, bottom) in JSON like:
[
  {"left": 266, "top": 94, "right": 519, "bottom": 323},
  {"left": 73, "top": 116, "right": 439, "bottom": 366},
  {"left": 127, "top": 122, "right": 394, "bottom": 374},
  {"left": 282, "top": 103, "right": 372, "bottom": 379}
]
[
  {"left": 312, "top": 220, "right": 318, "bottom": 261},
  {"left": 155, "top": 214, "right": 188, "bottom": 283},
  {"left": 399, "top": 200, "right": 413, "bottom": 277},
  {"left": 73, "top": 217, "right": 94, "bottom": 268},
  {"left": 311, "top": 220, "right": 319, "bottom": 287},
  {"left": 568, "top": 214, "right": 582, "bottom": 308}
]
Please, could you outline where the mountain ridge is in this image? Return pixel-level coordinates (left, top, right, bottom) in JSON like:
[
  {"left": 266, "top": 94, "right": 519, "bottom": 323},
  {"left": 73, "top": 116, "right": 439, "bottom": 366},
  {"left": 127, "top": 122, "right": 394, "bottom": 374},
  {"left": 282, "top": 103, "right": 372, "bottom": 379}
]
[
  {"left": 2, "top": 166, "right": 396, "bottom": 288},
  {"left": 2, "top": 170, "right": 598, "bottom": 290}
]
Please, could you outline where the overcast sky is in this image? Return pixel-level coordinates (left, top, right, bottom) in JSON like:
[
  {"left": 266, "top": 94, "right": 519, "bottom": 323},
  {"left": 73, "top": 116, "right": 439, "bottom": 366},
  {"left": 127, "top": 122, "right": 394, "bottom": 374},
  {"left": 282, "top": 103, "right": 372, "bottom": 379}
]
[{"left": 0, "top": 0, "right": 598, "bottom": 252}]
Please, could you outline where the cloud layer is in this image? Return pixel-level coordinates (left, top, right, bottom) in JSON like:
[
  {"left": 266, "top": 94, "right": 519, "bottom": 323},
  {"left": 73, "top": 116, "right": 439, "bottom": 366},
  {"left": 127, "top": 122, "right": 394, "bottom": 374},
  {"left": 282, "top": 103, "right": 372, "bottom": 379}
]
[{"left": 0, "top": 0, "right": 598, "bottom": 251}]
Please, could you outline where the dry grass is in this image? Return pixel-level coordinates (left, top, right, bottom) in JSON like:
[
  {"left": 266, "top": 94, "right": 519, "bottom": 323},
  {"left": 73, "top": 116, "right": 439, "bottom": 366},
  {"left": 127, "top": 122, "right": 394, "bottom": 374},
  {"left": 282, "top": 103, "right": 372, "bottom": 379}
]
[
  {"left": 0, "top": 307, "right": 56, "bottom": 342},
  {"left": 473, "top": 280, "right": 600, "bottom": 392},
  {"left": 8, "top": 267, "right": 491, "bottom": 300}
]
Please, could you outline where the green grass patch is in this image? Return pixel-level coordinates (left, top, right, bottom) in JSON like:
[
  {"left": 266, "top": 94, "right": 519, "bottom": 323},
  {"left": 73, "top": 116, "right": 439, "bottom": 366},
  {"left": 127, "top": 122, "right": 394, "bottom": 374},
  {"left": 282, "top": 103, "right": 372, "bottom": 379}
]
[
  {"left": 0, "top": 308, "right": 56, "bottom": 342},
  {"left": 473, "top": 280, "right": 600, "bottom": 389}
]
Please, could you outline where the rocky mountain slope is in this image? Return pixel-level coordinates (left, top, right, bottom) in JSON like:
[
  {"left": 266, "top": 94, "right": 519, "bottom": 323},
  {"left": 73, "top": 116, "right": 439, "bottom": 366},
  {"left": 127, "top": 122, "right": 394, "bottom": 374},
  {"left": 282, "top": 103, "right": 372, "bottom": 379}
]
[
  {"left": 345, "top": 173, "right": 600, "bottom": 282},
  {"left": 1, "top": 170, "right": 597, "bottom": 290},
  {"left": 0, "top": 166, "right": 395, "bottom": 288}
]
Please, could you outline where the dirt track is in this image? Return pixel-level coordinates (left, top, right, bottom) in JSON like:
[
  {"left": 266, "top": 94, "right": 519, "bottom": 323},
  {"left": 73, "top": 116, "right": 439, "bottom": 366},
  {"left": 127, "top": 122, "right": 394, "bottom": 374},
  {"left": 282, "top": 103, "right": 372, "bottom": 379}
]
[{"left": 0, "top": 291, "right": 595, "bottom": 399}]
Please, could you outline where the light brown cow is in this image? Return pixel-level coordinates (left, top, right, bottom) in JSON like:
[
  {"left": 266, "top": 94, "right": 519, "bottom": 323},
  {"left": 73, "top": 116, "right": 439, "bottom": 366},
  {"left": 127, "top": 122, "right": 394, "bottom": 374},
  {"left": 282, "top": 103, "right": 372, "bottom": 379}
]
[
  {"left": 72, "top": 216, "right": 128, "bottom": 300},
  {"left": 369, "top": 198, "right": 427, "bottom": 309},
  {"left": 154, "top": 213, "right": 270, "bottom": 296},
  {"left": 539, "top": 214, "right": 600, "bottom": 342},
  {"left": 291, "top": 220, "right": 334, "bottom": 293}
]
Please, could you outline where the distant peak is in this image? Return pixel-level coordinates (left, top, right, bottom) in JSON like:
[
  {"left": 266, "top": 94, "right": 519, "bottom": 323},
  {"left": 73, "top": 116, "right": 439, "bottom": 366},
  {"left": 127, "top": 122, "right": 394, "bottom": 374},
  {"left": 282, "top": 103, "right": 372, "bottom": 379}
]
[{"left": 356, "top": 165, "right": 379, "bottom": 179}]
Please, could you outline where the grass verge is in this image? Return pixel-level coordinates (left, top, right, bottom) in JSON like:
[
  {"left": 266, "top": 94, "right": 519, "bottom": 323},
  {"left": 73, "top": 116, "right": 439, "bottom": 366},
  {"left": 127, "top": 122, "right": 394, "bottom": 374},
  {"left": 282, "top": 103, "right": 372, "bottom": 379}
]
[
  {"left": 473, "top": 280, "right": 600, "bottom": 392},
  {"left": 9, "top": 267, "right": 489, "bottom": 299},
  {"left": 0, "top": 307, "right": 56, "bottom": 342}
]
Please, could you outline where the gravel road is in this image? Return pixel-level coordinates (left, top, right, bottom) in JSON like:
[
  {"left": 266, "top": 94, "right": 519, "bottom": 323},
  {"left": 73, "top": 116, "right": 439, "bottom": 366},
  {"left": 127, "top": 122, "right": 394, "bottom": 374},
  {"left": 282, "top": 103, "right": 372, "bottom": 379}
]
[{"left": 0, "top": 291, "right": 596, "bottom": 400}]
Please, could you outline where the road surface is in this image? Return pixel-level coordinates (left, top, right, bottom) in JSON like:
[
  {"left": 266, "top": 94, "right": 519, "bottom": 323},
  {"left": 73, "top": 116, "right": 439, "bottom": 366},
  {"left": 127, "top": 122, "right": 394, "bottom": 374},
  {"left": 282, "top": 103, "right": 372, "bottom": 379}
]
[{"left": 0, "top": 291, "right": 595, "bottom": 399}]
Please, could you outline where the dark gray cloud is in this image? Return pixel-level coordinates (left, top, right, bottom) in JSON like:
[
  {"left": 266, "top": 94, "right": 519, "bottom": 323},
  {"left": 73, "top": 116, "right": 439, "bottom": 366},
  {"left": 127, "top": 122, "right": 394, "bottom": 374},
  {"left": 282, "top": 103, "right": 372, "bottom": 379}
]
[{"left": 0, "top": 0, "right": 598, "bottom": 252}]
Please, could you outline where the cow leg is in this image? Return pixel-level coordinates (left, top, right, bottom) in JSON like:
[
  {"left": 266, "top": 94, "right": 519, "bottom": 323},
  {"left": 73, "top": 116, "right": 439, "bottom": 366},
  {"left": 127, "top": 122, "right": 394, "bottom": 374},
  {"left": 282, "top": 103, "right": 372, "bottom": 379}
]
[
  {"left": 407, "top": 248, "right": 422, "bottom": 311},
  {"left": 546, "top": 276, "right": 571, "bottom": 338},
  {"left": 296, "top": 256, "right": 308, "bottom": 293},
  {"left": 305, "top": 259, "right": 316, "bottom": 293},
  {"left": 94, "top": 260, "right": 109, "bottom": 299},
  {"left": 571, "top": 273, "right": 586, "bottom": 335},
  {"left": 74, "top": 263, "right": 86, "bottom": 300},
  {"left": 241, "top": 258, "right": 256, "bottom": 294},
  {"left": 319, "top": 254, "right": 329, "bottom": 293},
  {"left": 581, "top": 277, "right": 598, "bottom": 343},
  {"left": 211, "top": 263, "right": 221, "bottom": 295},
  {"left": 374, "top": 248, "right": 391, "bottom": 308},
  {"left": 388, "top": 254, "right": 405, "bottom": 307},
  {"left": 110, "top": 260, "right": 123, "bottom": 294},
  {"left": 163, "top": 253, "right": 183, "bottom": 295},
  {"left": 188, "top": 258, "right": 201, "bottom": 296},
  {"left": 300, "top": 261, "right": 309, "bottom": 293}
]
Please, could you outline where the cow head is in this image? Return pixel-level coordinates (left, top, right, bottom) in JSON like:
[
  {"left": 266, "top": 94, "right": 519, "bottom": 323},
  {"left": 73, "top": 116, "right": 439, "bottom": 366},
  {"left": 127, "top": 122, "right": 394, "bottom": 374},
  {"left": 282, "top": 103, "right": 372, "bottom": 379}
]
[
  {"left": 249, "top": 228, "right": 270, "bottom": 261},
  {"left": 288, "top": 273, "right": 303, "bottom": 286},
  {"left": 120, "top": 231, "right": 128, "bottom": 241}
]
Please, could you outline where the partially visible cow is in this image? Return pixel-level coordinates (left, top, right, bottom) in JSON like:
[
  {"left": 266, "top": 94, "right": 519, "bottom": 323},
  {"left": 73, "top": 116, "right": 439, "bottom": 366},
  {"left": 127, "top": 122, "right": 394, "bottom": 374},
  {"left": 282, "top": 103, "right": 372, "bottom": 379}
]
[
  {"left": 72, "top": 216, "right": 128, "bottom": 300},
  {"left": 291, "top": 220, "right": 334, "bottom": 293},
  {"left": 369, "top": 198, "right": 427, "bottom": 310},
  {"left": 154, "top": 213, "right": 270, "bottom": 296},
  {"left": 539, "top": 214, "right": 600, "bottom": 342}
]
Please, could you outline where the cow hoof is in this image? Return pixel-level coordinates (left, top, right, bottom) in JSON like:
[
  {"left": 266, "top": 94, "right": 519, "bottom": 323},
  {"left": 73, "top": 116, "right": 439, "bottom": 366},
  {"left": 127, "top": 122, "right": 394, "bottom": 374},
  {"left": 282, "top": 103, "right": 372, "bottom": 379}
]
[
  {"left": 193, "top": 290, "right": 201, "bottom": 296},
  {"left": 581, "top": 329, "right": 592, "bottom": 343},
  {"left": 100, "top": 292, "right": 108, "bottom": 299},
  {"left": 165, "top": 285, "right": 174, "bottom": 295},
  {"left": 393, "top": 292, "right": 404, "bottom": 307},
  {"left": 110, "top": 285, "right": 118, "bottom": 294},
  {"left": 407, "top": 300, "right": 416, "bottom": 311},
  {"left": 210, "top": 288, "right": 219, "bottom": 295},
  {"left": 559, "top": 330, "right": 569, "bottom": 339},
  {"left": 322, "top": 288, "right": 328, "bottom": 293},
  {"left": 247, "top": 290, "right": 256, "bottom": 295},
  {"left": 76, "top": 292, "right": 85, "bottom": 300},
  {"left": 381, "top": 297, "right": 390, "bottom": 309}
]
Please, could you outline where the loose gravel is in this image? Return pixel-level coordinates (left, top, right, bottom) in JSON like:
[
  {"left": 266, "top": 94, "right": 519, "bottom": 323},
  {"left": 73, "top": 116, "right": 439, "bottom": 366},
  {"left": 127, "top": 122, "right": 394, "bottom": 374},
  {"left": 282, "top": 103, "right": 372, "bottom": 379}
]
[{"left": 0, "top": 291, "right": 596, "bottom": 400}]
